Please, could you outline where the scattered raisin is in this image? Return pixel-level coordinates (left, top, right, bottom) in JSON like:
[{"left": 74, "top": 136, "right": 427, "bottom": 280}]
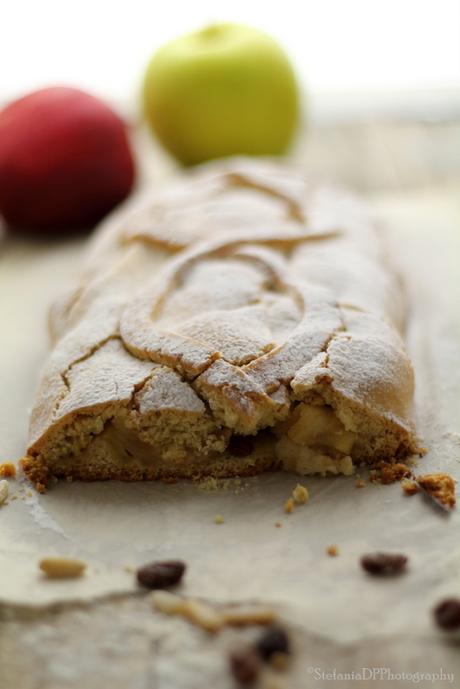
[
  {"left": 360, "top": 552, "right": 408, "bottom": 576},
  {"left": 136, "top": 560, "right": 186, "bottom": 589},
  {"left": 255, "top": 625, "right": 290, "bottom": 662},
  {"left": 228, "top": 436, "right": 254, "bottom": 458},
  {"left": 229, "top": 647, "right": 260, "bottom": 686},
  {"left": 433, "top": 598, "right": 460, "bottom": 631}
]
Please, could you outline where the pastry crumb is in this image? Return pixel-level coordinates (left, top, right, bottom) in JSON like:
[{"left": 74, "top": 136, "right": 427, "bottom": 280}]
[
  {"left": 39, "top": 557, "right": 86, "bottom": 579},
  {"left": 416, "top": 473, "right": 456, "bottom": 510},
  {"left": 274, "top": 522, "right": 282, "bottom": 528},
  {"left": 123, "top": 564, "right": 135, "bottom": 573},
  {"left": 401, "top": 479, "right": 419, "bottom": 496},
  {"left": 355, "top": 478, "right": 366, "bottom": 488},
  {"left": 0, "top": 480, "right": 9, "bottom": 505},
  {"left": 0, "top": 462, "right": 16, "bottom": 478},
  {"left": 214, "top": 514, "right": 225, "bottom": 524},
  {"left": 326, "top": 545, "right": 339, "bottom": 557},
  {"left": 370, "top": 461, "right": 412, "bottom": 485},
  {"left": 284, "top": 484, "right": 309, "bottom": 513},
  {"left": 292, "top": 483, "right": 309, "bottom": 504}
]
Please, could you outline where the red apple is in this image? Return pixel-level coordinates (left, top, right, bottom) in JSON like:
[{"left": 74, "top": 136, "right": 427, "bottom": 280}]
[{"left": 0, "top": 87, "right": 135, "bottom": 234}]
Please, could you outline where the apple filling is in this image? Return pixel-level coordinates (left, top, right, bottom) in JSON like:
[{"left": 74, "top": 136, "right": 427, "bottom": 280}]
[{"left": 276, "top": 403, "right": 357, "bottom": 476}]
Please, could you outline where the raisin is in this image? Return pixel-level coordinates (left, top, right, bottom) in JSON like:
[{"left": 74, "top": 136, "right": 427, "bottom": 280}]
[
  {"left": 255, "top": 625, "right": 290, "bottom": 661},
  {"left": 433, "top": 598, "right": 460, "bottom": 631},
  {"left": 136, "top": 560, "right": 186, "bottom": 589},
  {"left": 360, "top": 552, "right": 408, "bottom": 576},
  {"left": 229, "top": 647, "right": 260, "bottom": 686}
]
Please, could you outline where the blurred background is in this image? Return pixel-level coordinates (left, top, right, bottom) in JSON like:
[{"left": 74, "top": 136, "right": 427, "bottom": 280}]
[
  {"left": 2, "top": 0, "right": 459, "bottom": 113},
  {"left": 2, "top": 0, "right": 459, "bottom": 192}
]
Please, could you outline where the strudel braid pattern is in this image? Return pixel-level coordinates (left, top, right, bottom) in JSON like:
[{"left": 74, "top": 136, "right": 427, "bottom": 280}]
[{"left": 22, "top": 159, "right": 420, "bottom": 491}]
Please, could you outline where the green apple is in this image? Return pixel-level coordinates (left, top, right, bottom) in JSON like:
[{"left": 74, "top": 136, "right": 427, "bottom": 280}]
[{"left": 142, "top": 23, "right": 300, "bottom": 165}]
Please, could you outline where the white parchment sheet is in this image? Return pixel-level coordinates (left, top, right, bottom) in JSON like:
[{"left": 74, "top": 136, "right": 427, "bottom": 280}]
[{"left": 0, "top": 188, "right": 459, "bottom": 665}]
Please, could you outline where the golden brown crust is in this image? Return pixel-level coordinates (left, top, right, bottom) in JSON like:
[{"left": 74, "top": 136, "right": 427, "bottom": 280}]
[{"left": 21, "top": 451, "right": 278, "bottom": 493}]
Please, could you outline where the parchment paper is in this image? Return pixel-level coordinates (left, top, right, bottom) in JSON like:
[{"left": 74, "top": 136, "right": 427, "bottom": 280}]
[{"left": 0, "top": 187, "right": 459, "bottom": 683}]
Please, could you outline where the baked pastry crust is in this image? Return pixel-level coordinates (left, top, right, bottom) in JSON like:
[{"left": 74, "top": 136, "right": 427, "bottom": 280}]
[{"left": 21, "top": 159, "right": 420, "bottom": 491}]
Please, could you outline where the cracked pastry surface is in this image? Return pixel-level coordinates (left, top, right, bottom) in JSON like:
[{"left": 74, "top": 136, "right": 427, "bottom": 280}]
[{"left": 21, "top": 158, "right": 421, "bottom": 491}]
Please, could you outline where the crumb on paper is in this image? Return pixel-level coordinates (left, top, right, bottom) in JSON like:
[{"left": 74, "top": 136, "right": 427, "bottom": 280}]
[
  {"left": 370, "top": 461, "right": 412, "bottom": 485},
  {"left": 401, "top": 479, "right": 419, "bottom": 496},
  {"left": 292, "top": 484, "right": 309, "bottom": 504},
  {"left": 123, "top": 565, "right": 135, "bottom": 573},
  {"left": 379, "top": 461, "right": 412, "bottom": 484},
  {"left": 214, "top": 514, "right": 225, "bottom": 524},
  {"left": 355, "top": 478, "right": 366, "bottom": 488},
  {"left": 0, "top": 462, "right": 16, "bottom": 479},
  {"left": 275, "top": 522, "right": 282, "bottom": 528},
  {"left": 284, "top": 484, "right": 309, "bottom": 513},
  {"left": 416, "top": 473, "right": 456, "bottom": 510},
  {"left": 39, "top": 557, "right": 86, "bottom": 579},
  {"left": 0, "top": 480, "right": 9, "bottom": 505},
  {"left": 326, "top": 545, "right": 339, "bottom": 557}
]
